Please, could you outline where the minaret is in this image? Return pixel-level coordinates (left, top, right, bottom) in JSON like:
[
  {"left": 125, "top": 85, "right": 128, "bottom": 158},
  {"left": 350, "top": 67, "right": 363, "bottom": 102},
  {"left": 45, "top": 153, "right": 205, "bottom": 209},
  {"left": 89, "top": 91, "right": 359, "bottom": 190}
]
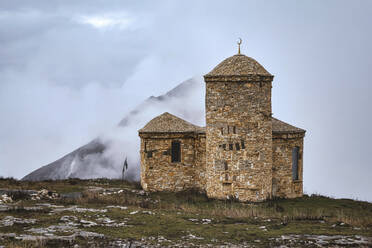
[{"left": 203, "top": 40, "right": 274, "bottom": 201}]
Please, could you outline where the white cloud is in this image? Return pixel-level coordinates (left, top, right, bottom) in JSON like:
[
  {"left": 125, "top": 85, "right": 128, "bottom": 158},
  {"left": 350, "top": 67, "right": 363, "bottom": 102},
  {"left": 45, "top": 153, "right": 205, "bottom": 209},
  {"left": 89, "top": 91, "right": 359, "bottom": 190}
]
[{"left": 78, "top": 14, "right": 132, "bottom": 29}]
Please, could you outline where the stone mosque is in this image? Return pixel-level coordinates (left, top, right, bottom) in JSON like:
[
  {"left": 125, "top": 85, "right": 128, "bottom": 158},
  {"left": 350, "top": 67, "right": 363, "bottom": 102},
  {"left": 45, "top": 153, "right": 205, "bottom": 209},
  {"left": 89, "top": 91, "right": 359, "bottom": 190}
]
[{"left": 138, "top": 41, "right": 306, "bottom": 202}]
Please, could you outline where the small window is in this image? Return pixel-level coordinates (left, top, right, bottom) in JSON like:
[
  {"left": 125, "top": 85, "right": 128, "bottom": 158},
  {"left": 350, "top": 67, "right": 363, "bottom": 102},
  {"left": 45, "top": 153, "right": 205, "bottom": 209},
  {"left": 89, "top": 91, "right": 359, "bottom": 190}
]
[
  {"left": 144, "top": 142, "right": 147, "bottom": 152},
  {"left": 220, "top": 127, "right": 224, "bottom": 135},
  {"left": 235, "top": 143, "right": 240, "bottom": 150},
  {"left": 147, "top": 151, "right": 153, "bottom": 158},
  {"left": 241, "top": 140, "right": 245, "bottom": 149},
  {"left": 292, "top": 146, "right": 299, "bottom": 180},
  {"left": 171, "top": 141, "right": 181, "bottom": 163},
  {"left": 227, "top": 126, "right": 230, "bottom": 134},
  {"left": 225, "top": 174, "right": 229, "bottom": 181},
  {"left": 224, "top": 161, "right": 228, "bottom": 170},
  {"left": 233, "top": 126, "right": 236, "bottom": 134},
  {"left": 222, "top": 144, "right": 226, "bottom": 150},
  {"left": 229, "top": 144, "right": 233, "bottom": 150}
]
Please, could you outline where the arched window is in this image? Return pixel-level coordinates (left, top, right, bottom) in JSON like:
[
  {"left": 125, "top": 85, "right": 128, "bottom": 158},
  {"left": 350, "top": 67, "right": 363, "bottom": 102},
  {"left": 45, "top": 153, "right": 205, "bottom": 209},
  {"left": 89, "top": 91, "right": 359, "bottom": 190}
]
[
  {"left": 292, "top": 146, "right": 300, "bottom": 180},
  {"left": 171, "top": 141, "right": 181, "bottom": 163}
]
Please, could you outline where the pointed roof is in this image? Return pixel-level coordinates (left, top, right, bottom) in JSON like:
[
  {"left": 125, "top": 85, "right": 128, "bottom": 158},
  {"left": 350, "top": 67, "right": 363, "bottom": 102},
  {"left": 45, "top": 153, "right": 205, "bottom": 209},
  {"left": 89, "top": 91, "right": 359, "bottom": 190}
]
[
  {"left": 272, "top": 117, "right": 306, "bottom": 134},
  {"left": 204, "top": 54, "right": 272, "bottom": 81},
  {"left": 139, "top": 112, "right": 204, "bottom": 134}
]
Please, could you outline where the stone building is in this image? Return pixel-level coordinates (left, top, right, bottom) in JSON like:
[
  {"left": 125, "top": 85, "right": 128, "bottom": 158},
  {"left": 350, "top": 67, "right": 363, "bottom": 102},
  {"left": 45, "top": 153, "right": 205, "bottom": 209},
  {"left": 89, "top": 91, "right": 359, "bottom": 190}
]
[{"left": 138, "top": 48, "right": 305, "bottom": 202}]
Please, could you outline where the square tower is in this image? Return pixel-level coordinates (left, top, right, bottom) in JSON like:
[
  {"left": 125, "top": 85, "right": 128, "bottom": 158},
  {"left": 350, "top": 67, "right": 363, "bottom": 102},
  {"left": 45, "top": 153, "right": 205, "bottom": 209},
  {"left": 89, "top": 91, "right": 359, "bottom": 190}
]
[{"left": 204, "top": 53, "right": 274, "bottom": 201}]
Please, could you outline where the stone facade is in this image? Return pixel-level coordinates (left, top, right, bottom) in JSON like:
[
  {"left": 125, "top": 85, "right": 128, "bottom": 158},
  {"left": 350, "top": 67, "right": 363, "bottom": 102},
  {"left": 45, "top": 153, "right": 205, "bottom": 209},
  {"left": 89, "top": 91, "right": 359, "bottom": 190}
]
[
  {"left": 272, "top": 132, "right": 304, "bottom": 198},
  {"left": 139, "top": 132, "right": 206, "bottom": 192},
  {"left": 138, "top": 52, "right": 306, "bottom": 202},
  {"left": 138, "top": 113, "right": 206, "bottom": 192},
  {"left": 204, "top": 80, "right": 273, "bottom": 202}
]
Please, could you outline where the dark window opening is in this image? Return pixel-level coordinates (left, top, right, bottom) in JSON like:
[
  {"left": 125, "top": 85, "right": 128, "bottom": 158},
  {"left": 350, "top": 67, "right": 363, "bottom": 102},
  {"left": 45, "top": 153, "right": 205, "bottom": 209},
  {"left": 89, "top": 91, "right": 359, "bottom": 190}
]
[
  {"left": 292, "top": 146, "right": 300, "bottom": 180},
  {"left": 235, "top": 143, "right": 240, "bottom": 150},
  {"left": 147, "top": 151, "right": 153, "bottom": 158},
  {"left": 225, "top": 174, "right": 229, "bottom": 181},
  {"left": 224, "top": 161, "right": 228, "bottom": 170},
  {"left": 144, "top": 142, "right": 147, "bottom": 152},
  {"left": 171, "top": 141, "right": 181, "bottom": 163},
  {"left": 233, "top": 126, "right": 236, "bottom": 134},
  {"left": 222, "top": 144, "right": 226, "bottom": 150},
  {"left": 229, "top": 144, "right": 233, "bottom": 150},
  {"left": 241, "top": 140, "right": 245, "bottom": 149},
  {"left": 233, "top": 175, "right": 237, "bottom": 181},
  {"left": 227, "top": 126, "right": 230, "bottom": 134},
  {"left": 220, "top": 127, "right": 224, "bottom": 135}
]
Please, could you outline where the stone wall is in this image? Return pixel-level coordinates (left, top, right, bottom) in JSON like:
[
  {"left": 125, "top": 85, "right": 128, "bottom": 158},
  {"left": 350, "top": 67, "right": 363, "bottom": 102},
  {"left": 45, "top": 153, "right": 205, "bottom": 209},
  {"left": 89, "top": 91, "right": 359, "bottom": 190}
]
[
  {"left": 204, "top": 80, "right": 273, "bottom": 202},
  {"left": 272, "top": 133, "right": 304, "bottom": 198},
  {"left": 139, "top": 132, "right": 206, "bottom": 192}
]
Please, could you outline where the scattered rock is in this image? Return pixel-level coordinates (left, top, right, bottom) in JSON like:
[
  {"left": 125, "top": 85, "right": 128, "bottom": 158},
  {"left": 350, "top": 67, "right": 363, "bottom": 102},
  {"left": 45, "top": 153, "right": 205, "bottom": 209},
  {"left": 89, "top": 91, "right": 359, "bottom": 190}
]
[
  {"left": 142, "top": 210, "right": 155, "bottom": 215},
  {"left": 131, "top": 189, "right": 147, "bottom": 196},
  {"left": 15, "top": 230, "right": 104, "bottom": 242},
  {"left": 278, "top": 234, "right": 371, "bottom": 246},
  {"left": 0, "top": 194, "right": 12, "bottom": 204},
  {"left": 259, "top": 226, "right": 267, "bottom": 231},
  {"left": 52, "top": 205, "right": 107, "bottom": 213},
  {"left": 80, "top": 219, "right": 97, "bottom": 227},
  {"left": 201, "top": 218, "right": 211, "bottom": 224},
  {"left": 106, "top": 205, "right": 128, "bottom": 210},
  {"left": 0, "top": 233, "right": 16, "bottom": 238},
  {"left": 183, "top": 233, "right": 204, "bottom": 240},
  {"left": 0, "top": 216, "right": 36, "bottom": 226},
  {"left": 188, "top": 218, "right": 212, "bottom": 224},
  {"left": 96, "top": 217, "right": 115, "bottom": 224},
  {"left": 60, "top": 215, "right": 78, "bottom": 222},
  {"left": 30, "top": 189, "right": 59, "bottom": 200}
]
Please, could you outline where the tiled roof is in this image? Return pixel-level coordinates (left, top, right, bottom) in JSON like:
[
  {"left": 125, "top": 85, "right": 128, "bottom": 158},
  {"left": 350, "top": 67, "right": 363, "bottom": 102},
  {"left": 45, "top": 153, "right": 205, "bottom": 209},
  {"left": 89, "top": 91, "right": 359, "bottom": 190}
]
[
  {"left": 272, "top": 117, "right": 306, "bottom": 134},
  {"left": 140, "top": 113, "right": 305, "bottom": 135},
  {"left": 204, "top": 54, "right": 272, "bottom": 78},
  {"left": 138, "top": 112, "right": 204, "bottom": 134}
]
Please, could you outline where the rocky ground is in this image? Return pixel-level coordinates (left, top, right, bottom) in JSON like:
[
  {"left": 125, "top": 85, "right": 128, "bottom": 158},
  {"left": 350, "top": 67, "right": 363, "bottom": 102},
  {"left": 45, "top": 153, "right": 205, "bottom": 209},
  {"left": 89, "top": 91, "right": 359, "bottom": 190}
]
[{"left": 0, "top": 178, "right": 371, "bottom": 247}]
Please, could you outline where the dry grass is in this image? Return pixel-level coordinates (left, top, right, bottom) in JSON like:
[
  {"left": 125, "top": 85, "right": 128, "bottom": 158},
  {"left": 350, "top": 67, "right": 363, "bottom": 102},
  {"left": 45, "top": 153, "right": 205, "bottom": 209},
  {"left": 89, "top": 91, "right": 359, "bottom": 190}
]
[
  {"left": 150, "top": 190, "right": 372, "bottom": 227},
  {"left": 6, "top": 239, "right": 46, "bottom": 248},
  {"left": 55, "top": 190, "right": 153, "bottom": 209},
  {"left": 2, "top": 178, "right": 372, "bottom": 228}
]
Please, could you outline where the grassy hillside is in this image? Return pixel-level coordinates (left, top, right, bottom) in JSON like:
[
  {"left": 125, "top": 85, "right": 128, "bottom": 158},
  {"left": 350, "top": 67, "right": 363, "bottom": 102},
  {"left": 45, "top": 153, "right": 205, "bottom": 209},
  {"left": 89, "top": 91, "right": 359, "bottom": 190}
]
[{"left": 0, "top": 178, "right": 371, "bottom": 247}]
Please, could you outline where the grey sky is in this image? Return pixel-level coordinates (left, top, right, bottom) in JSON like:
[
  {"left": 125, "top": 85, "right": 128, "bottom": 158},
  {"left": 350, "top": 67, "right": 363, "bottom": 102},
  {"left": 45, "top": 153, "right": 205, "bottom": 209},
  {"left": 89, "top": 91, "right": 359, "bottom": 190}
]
[{"left": 0, "top": 1, "right": 371, "bottom": 201}]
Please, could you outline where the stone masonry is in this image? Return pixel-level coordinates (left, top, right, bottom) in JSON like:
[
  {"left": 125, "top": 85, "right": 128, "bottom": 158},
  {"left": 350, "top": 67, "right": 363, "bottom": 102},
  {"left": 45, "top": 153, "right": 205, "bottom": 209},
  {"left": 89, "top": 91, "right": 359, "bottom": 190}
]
[
  {"left": 204, "top": 55, "right": 274, "bottom": 202},
  {"left": 138, "top": 51, "right": 306, "bottom": 202},
  {"left": 139, "top": 113, "right": 206, "bottom": 192}
]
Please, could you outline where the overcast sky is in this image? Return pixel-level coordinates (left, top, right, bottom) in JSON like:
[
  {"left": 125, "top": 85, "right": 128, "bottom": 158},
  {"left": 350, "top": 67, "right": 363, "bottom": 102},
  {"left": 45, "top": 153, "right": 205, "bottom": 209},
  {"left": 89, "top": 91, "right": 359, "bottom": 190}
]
[{"left": 0, "top": 0, "right": 371, "bottom": 201}]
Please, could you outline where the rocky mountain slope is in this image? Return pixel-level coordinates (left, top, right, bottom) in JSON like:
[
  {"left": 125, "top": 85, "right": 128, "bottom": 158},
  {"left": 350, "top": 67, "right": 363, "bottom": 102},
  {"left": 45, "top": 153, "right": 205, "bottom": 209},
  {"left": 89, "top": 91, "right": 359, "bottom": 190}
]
[{"left": 22, "top": 77, "right": 205, "bottom": 181}]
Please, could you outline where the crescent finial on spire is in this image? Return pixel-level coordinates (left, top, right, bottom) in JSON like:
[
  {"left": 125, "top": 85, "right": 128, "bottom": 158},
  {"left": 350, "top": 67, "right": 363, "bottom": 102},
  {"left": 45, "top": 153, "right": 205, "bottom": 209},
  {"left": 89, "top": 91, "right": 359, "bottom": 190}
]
[{"left": 237, "top": 38, "right": 242, "bottom": 54}]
